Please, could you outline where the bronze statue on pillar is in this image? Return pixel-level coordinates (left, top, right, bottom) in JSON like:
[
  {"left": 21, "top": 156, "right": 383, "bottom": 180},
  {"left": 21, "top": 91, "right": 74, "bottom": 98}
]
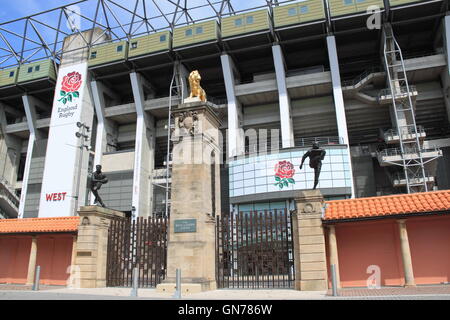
[
  {"left": 89, "top": 165, "right": 108, "bottom": 207},
  {"left": 299, "top": 143, "right": 326, "bottom": 190}
]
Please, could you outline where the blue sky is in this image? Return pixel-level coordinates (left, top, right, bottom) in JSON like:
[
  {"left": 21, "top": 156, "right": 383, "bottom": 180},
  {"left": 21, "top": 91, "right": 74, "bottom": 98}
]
[{"left": 0, "top": 0, "right": 73, "bottom": 21}]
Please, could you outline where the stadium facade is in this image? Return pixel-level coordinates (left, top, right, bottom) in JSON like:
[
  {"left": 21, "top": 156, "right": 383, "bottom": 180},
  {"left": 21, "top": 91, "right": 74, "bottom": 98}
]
[{"left": 0, "top": 0, "right": 449, "bottom": 220}]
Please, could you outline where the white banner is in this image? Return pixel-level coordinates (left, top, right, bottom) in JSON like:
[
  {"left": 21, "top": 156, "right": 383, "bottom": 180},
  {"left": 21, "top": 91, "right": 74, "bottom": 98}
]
[{"left": 38, "top": 62, "right": 88, "bottom": 217}]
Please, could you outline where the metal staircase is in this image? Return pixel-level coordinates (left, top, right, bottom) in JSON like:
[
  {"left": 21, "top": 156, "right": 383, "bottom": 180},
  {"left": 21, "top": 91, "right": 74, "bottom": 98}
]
[{"left": 380, "top": 25, "right": 441, "bottom": 193}]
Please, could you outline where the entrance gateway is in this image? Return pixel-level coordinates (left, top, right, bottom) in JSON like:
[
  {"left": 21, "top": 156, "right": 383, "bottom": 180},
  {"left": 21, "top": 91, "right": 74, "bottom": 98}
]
[{"left": 104, "top": 210, "right": 295, "bottom": 289}]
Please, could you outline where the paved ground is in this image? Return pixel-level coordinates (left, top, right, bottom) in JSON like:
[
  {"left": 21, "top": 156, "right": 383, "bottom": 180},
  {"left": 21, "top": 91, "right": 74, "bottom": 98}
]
[{"left": 1, "top": 284, "right": 450, "bottom": 300}]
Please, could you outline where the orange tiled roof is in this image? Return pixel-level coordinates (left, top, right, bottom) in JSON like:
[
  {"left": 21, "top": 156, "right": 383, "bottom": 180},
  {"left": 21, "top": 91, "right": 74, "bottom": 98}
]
[
  {"left": 324, "top": 190, "right": 450, "bottom": 221},
  {"left": 0, "top": 217, "right": 80, "bottom": 234}
]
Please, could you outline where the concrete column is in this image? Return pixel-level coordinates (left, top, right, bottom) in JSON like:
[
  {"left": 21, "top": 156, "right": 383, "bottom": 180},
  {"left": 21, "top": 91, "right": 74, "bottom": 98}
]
[
  {"left": 292, "top": 190, "right": 328, "bottom": 291},
  {"left": 175, "top": 61, "right": 190, "bottom": 100},
  {"left": 441, "top": 16, "right": 450, "bottom": 123},
  {"left": 327, "top": 224, "right": 341, "bottom": 289},
  {"left": 0, "top": 103, "right": 23, "bottom": 188},
  {"left": 272, "top": 45, "right": 294, "bottom": 149},
  {"left": 397, "top": 219, "right": 416, "bottom": 287},
  {"left": 74, "top": 206, "right": 124, "bottom": 288},
  {"left": 326, "top": 36, "right": 355, "bottom": 198},
  {"left": 221, "top": 54, "right": 244, "bottom": 158},
  {"left": 90, "top": 81, "right": 119, "bottom": 169},
  {"left": 26, "top": 236, "right": 38, "bottom": 285},
  {"left": 130, "top": 72, "right": 156, "bottom": 219},
  {"left": 19, "top": 96, "right": 45, "bottom": 218}
]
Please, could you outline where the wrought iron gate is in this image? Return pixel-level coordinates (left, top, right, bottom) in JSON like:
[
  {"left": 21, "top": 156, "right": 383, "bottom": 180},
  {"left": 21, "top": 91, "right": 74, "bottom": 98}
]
[
  {"left": 216, "top": 209, "right": 295, "bottom": 289},
  {"left": 106, "top": 217, "right": 168, "bottom": 288}
]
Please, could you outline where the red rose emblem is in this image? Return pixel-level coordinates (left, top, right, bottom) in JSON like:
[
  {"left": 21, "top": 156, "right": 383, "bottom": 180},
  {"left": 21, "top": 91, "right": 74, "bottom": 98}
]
[
  {"left": 61, "top": 71, "right": 82, "bottom": 93},
  {"left": 274, "top": 161, "right": 296, "bottom": 190},
  {"left": 275, "top": 161, "right": 295, "bottom": 179}
]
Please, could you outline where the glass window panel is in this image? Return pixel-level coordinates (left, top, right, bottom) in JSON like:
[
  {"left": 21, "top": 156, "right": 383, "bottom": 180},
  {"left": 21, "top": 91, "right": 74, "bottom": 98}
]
[
  {"left": 185, "top": 29, "right": 193, "bottom": 36},
  {"left": 321, "top": 172, "right": 332, "bottom": 180},
  {"left": 344, "top": 0, "right": 353, "bottom": 5},
  {"left": 330, "top": 156, "right": 342, "bottom": 163},
  {"left": 244, "top": 179, "right": 255, "bottom": 187},
  {"left": 288, "top": 7, "right": 297, "bottom": 16},
  {"left": 117, "top": 45, "right": 123, "bottom": 52},
  {"left": 244, "top": 187, "right": 255, "bottom": 195},
  {"left": 243, "top": 170, "right": 254, "bottom": 180},
  {"left": 246, "top": 16, "right": 254, "bottom": 24},
  {"left": 268, "top": 184, "right": 281, "bottom": 192},
  {"left": 243, "top": 163, "right": 254, "bottom": 172},
  {"left": 131, "top": 42, "right": 138, "bottom": 49},
  {"left": 234, "top": 180, "right": 244, "bottom": 189},
  {"left": 319, "top": 180, "right": 333, "bottom": 188},
  {"left": 333, "top": 180, "right": 346, "bottom": 188},
  {"left": 300, "top": 5, "right": 309, "bottom": 14},
  {"left": 160, "top": 35, "right": 167, "bottom": 42},
  {"left": 255, "top": 185, "right": 268, "bottom": 194},
  {"left": 331, "top": 163, "right": 344, "bottom": 171},
  {"left": 234, "top": 165, "right": 243, "bottom": 173},
  {"left": 234, "top": 188, "right": 244, "bottom": 196},
  {"left": 255, "top": 202, "right": 271, "bottom": 211},
  {"left": 270, "top": 202, "right": 286, "bottom": 210},
  {"left": 255, "top": 177, "right": 267, "bottom": 185},
  {"left": 9, "top": 71, "right": 14, "bottom": 77},
  {"left": 255, "top": 169, "right": 267, "bottom": 178},
  {"left": 35, "top": 65, "right": 40, "bottom": 72},
  {"left": 196, "top": 27, "right": 203, "bottom": 34},
  {"left": 305, "top": 173, "right": 315, "bottom": 181},
  {"left": 239, "top": 204, "right": 254, "bottom": 212},
  {"left": 332, "top": 171, "right": 345, "bottom": 179},
  {"left": 234, "top": 18, "right": 243, "bottom": 26},
  {"left": 233, "top": 172, "right": 244, "bottom": 181}
]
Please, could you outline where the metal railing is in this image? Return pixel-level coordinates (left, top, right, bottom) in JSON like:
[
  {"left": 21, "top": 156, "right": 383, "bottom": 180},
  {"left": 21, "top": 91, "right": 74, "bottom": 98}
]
[
  {"left": 378, "top": 85, "right": 417, "bottom": 100},
  {"left": 384, "top": 125, "right": 426, "bottom": 141},
  {"left": 377, "top": 147, "right": 442, "bottom": 158},
  {"left": 341, "top": 66, "right": 383, "bottom": 88}
]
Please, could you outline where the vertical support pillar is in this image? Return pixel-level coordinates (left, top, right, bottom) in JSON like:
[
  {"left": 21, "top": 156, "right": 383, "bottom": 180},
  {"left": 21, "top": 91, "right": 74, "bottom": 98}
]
[
  {"left": 130, "top": 72, "right": 155, "bottom": 218},
  {"left": 292, "top": 190, "right": 328, "bottom": 291},
  {"left": 26, "top": 236, "right": 38, "bottom": 285},
  {"left": 20, "top": 96, "right": 44, "bottom": 218},
  {"left": 90, "top": 81, "right": 118, "bottom": 167},
  {"left": 441, "top": 15, "right": 450, "bottom": 123},
  {"left": 175, "top": 61, "right": 190, "bottom": 100},
  {"left": 327, "top": 35, "right": 355, "bottom": 198},
  {"left": 272, "top": 45, "right": 294, "bottom": 149},
  {"left": 0, "top": 103, "right": 22, "bottom": 188},
  {"left": 327, "top": 224, "right": 341, "bottom": 289},
  {"left": 221, "top": 54, "right": 244, "bottom": 158},
  {"left": 397, "top": 219, "right": 416, "bottom": 287}
]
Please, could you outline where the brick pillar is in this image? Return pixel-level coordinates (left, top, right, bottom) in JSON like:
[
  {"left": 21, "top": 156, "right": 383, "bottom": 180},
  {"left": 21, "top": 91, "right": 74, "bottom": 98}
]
[
  {"left": 292, "top": 190, "right": 328, "bottom": 291},
  {"left": 397, "top": 219, "right": 416, "bottom": 287},
  {"left": 26, "top": 236, "right": 38, "bottom": 285},
  {"left": 73, "top": 206, "right": 124, "bottom": 288}
]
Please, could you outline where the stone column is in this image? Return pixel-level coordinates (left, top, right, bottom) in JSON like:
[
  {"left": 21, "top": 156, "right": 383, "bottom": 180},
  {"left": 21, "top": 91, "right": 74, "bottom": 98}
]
[
  {"left": 327, "top": 225, "right": 341, "bottom": 289},
  {"left": 26, "top": 236, "right": 38, "bottom": 285},
  {"left": 292, "top": 190, "right": 328, "bottom": 291},
  {"left": 397, "top": 219, "right": 416, "bottom": 287},
  {"left": 73, "top": 206, "right": 124, "bottom": 288},
  {"left": 157, "top": 101, "right": 222, "bottom": 294}
]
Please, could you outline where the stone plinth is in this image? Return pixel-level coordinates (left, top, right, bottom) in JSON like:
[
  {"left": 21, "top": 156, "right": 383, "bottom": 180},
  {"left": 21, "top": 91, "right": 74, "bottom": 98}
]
[
  {"left": 292, "top": 190, "right": 328, "bottom": 291},
  {"left": 73, "top": 206, "right": 124, "bottom": 288},
  {"left": 157, "top": 102, "right": 221, "bottom": 294}
]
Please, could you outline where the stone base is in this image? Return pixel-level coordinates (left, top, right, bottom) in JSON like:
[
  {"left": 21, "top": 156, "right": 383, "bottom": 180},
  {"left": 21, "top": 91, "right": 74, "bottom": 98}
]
[
  {"left": 183, "top": 97, "right": 202, "bottom": 104},
  {"left": 295, "top": 280, "right": 328, "bottom": 291},
  {"left": 157, "top": 280, "right": 216, "bottom": 294}
]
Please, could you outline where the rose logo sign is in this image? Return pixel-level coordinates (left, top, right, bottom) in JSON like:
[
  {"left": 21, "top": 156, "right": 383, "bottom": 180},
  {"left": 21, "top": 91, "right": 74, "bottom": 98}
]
[
  {"left": 58, "top": 72, "right": 82, "bottom": 105},
  {"left": 274, "top": 160, "right": 295, "bottom": 189}
]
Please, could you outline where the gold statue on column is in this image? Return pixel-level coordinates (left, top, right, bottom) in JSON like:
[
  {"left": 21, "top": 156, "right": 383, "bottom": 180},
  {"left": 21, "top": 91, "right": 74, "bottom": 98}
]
[{"left": 188, "top": 70, "right": 207, "bottom": 102}]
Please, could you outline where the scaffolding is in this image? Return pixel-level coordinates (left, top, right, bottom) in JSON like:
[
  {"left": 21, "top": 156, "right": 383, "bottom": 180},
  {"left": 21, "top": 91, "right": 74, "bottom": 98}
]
[{"left": 381, "top": 25, "right": 440, "bottom": 193}]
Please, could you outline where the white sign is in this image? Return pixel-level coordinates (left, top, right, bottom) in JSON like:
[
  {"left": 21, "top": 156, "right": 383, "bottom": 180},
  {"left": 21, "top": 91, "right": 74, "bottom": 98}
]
[{"left": 38, "top": 62, "right": 88, "bottom": 218}]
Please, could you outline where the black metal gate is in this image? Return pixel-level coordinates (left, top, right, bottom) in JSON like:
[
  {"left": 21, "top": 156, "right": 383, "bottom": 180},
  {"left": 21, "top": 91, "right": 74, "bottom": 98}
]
[
  {"left": 106, "top": 217, "right": 168, "bottom": 288},
  {"left": 216, "top": 209, "right": 295, "bottom": 289}
]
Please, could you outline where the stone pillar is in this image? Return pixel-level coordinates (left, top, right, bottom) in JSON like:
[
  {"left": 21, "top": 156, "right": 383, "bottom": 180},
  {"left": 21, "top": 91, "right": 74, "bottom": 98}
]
[
  {"left": 292, "top": 190, "right": 328, "bottom": 291},
  {"left": 73, "top": 206, "right": 124, "bottom": 288},
  {"left": 157, "top": 101, "right": 222, "bottom": 294},
  {"left": 397, "top": 219, "right": 416, "bottom": 287},
  {"left": 26, "top": 236, "right": 38, "bottom": 285},
  {"left": 327, "top": 225, "right": 341, "bottom": 289}
]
